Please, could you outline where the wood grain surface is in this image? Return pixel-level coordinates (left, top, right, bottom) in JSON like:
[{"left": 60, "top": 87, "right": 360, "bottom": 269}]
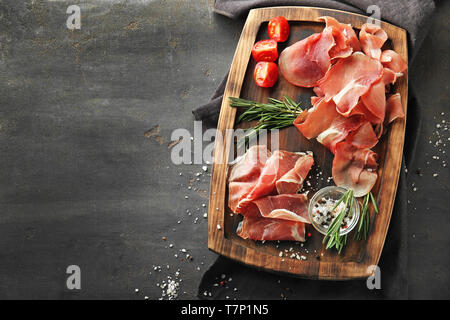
[{"left": 207, "top": 6, "right": 408, "bottom": 280}]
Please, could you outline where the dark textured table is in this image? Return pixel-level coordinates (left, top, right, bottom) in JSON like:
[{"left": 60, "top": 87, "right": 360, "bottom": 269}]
[{"left": 0, "top": 0, "right": 448, "bottom": 299}]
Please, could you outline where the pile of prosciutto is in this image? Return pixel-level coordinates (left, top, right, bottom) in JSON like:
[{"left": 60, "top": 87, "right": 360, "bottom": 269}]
[
  {"left": 228, "top": 145, "right": 314, "bottom": 242},
  {"left": 280, "top": 17, "right": 407, "bottom": 197}
]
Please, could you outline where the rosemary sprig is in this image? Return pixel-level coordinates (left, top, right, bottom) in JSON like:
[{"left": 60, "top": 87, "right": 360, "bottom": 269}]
[
  {"left": 354, "top": 192, "right": 379, "bottom": 241},
  {"left": 229, "top": 96, "right": 302, "bottom": 148},
  {"left": 322, "top": 189, "right": 355, "bottom": 254}
]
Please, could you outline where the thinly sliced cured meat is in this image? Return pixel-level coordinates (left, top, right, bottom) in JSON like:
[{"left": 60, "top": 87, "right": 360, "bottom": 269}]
[
  {"left": 228, "top": 145, "right": 271, "bottom": 213},
  {"left": 385, "top": 93, "right": 405, "bottom": 123},
  {"left": 276, "top": 153, "right": 314, "bottom": 194},
  {"left": 359, "top": 23, "right": 388, "bottom": 60},
  {"left": 229, "top": 149, "right": 308, "bottom": 213},
  {"left": 228, "top": 181, "right": 256, "bottom": 214},
  {"left": 279, "top": 27, "right": 335, "bottom": 87},
  {"left": 316, "top": 115, "right": 365, "bottom": 154},
  {"left": 360, "top": 68, "right": 397, "bottom": 122},
  {"left": 237, "top": 215, "right": 306, "bottom": 242},
  {"left": 313, "top": 86, "right": 324, "bottom": 98},
  {"left": 294, "top": 99, "right": 364, "bottom": 154},
  {"left": 294, "top": 99, "right": 339, "bottom": 139},
  {"left": 251, "top": 193, "right": 310, "bottom": 223},
  {"left": 348, "top": 101, "right": 382, "bottom": 124},
  {"left": 310, "top": 95, "right": 321, "bottom": 105},
  {"left": 319, "top": 16, "right": 360, "bottom": 59},
  {"left": 228, "top": 145, "right": 270, "bottom": 183},
  {"left": 345, "top": 122, "right": 379, "bottom": 149},
  {"left": 332, "top": 141, "right": 378, "bottom": 197},
  {"left": 317, "top": 52, "right": 383, "bottom": 117},
  {"left": 380, "top": 50, "right": 408, "bottom": 74}
]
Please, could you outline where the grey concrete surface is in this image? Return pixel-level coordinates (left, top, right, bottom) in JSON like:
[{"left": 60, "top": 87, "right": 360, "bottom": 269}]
[{"left": 0, "top": 0, "right": 448, "bottom": 299}]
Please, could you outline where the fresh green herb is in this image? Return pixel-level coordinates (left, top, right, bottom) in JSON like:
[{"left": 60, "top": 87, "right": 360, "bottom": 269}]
[
  {"left": 229, "top": 96, "right": 302, "bottom": 148},
  {"left": 322, "top": 189, "right": 355, "bottom": 254},
  {"left": 354, "top": 192, "right": 379, "bottom": 241}
]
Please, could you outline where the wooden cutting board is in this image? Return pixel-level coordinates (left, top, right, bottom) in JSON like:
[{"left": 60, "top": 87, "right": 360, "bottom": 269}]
[{"left": 207, "top": 6, "right": 408, "bottom": 280}]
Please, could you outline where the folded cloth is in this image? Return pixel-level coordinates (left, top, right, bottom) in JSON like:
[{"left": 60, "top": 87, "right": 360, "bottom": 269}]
[{"left": 195, "top": 0, "right": 434, "bottom": 300}]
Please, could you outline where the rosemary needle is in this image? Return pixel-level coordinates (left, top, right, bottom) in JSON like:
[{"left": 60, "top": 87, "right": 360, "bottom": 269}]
[
  {"left": 229, "top": 96, "right": 302, "bottom": 148},
  {"left": 355, "top": 192, "right": 378, "bottom": 241},
  {"left": 323, "top": 189, "right": 355, "bottom": 254}
]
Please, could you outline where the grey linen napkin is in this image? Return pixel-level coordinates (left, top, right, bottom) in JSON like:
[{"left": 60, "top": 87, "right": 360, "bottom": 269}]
[{"left": 196, "top": 0, "right": 435, "bottom": 299}]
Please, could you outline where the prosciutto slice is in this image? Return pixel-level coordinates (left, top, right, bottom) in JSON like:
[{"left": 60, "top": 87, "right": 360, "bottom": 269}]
[
  {"left": 276, "top": 153, "right": 314, "bottom": 194},
  {"left": 385, "top": 93, "right": 405, "bottom": 123},
  {"left": 332, "top": 141, "right": 378, "bottom": 197},
  {"left": 380, "top": 50, "right": 408, "bottom": 74},
  {"left": 279, "top": 27, "right": 335, "bottom": 87},
  {"left": 237, "top": 216, "right": 306, "bottom": 242},
  {"left": 294, "top": 99, "right": 364, "bottom": 154},
  {"left": 228, "top": 148, "right": 312, "bottom": 213},
  {"left": 246, "top": 193, "right": 310, "bottom": 223},
  {"left": 345, "top": 122, "right": 379, "bottom": 149},
  {"left": 237, "top": 150, "right": 301, "bottom": 209},
  {"left": 348, "top": 100, "right": 382, "bottom": 124},
  {"left": 317, "top": 52, "right": 383, "bottom": 117},
  {"left": 360, "top": 67, "right": 398, "bottom": 122},
  {"left": 228, "top": 145, "right": 271, "bottom": 213},
  {"left": 359, "top": 23, "right": 388, "bottom": 60},
  {"left": 228, "top": 145, "right": 270, "bottom": 182},
  {"left": 319, "top": 16, "right": 360, "bottom": 59},
  {"left": 294, "top": 99, "right": 339, "bottom": 139}
]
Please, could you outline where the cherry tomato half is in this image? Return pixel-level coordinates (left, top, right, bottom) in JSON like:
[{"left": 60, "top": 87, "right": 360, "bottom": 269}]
[
  {"left": 252, "top": 39, "right": 278, "bottom": 62},
  {"left": 268, "top": 16, "right": 290, "bottom": 42},
  {"left": 253, "top": 61, "right": 278, "bottom": 88}
]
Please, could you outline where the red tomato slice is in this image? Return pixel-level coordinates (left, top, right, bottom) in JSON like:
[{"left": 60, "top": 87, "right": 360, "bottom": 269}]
[
  {"left": 253, "top": 62, "right": 279, "bottom": 88},
  {"left": 252, "top": 39, "right": 278, "bottom": 62},
  {"left": 268, "top": 16, "right": 290, "bottom": 42}
]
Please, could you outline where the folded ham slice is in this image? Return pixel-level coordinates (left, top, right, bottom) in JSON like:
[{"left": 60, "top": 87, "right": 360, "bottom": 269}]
[
  {"left": 279, "top": 27, "right": 335, "bottom": 87},
  {"left": 228, "top": 145, "right": 271, "bottom": 213},
  {"left": 243, "top": 193, "right": 310, "bottom": 223},
  {"left": 345, "top": 122, "right": 379, "bottom": 149},
  {"left": 294, "top": 99, "right": 339, "bottom": 140},
  {"left": 332, "top": 141, "right": 378, "bottom": 197},
  {"left": 228, "top": 145, "right": 272, "bottom": 181},
  {"left": 237, "top": 216, "right": 306, "bottom": 242},
  {"left": 228, "top": 145, "right": 270, "bottom": 182},
  {"left": 228, "top": 147, "right": 314, "bottom": 214},
  {"left": 360, "top": 67, "right": 398, "bottom": 122},
  {"left": 319, "top": 16, "right": 360, "bottom": 59},
  {"left": 317, "top": 52, "right": 383, "bottom": 117},
  {"left": 380, "top": 50, "right": 408, "bottom": 74},
  {"left": 294, "top": 99, "right": 365, "bottom": 154},
  {"left": 385, "top": 93, "right": 405, "bottom": 123},
  {"left": 359, "top": 23, "right": 388, "bottom": 60},
  {"left": 276, "top": 153, "right": 314, "bottom": 194},
  {"left": 348, "top": 100, "right": 382, "bottom": 124},
  {"left": 237, "top": 150, "right": 300, "bottom": 210}
]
